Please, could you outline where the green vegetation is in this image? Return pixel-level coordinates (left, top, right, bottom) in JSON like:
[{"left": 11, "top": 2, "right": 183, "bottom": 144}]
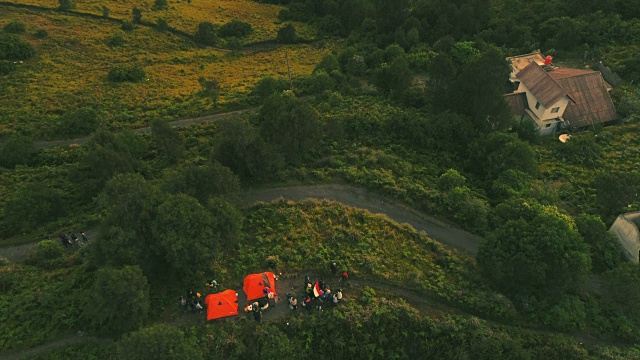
[{"left": 4, "top": 0, "right": 640, "bottom": 357}]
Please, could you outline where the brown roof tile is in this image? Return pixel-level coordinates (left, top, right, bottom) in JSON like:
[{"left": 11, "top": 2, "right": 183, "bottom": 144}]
[
  {"left": 549, "top": 71, "right": 618, "bottom": 128},
  {"left": 516, "top": 63, "right": 572, "bottom": 108},
  {"left": 504, "top": 92, "right": 527, "bottom": 116}
]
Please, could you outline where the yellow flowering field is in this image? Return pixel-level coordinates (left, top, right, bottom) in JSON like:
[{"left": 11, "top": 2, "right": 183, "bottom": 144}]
[
  {"left": 6, "top": 0, "right": 315, "bottom": 42},
  {"left": 0, "top": 7, "right": 335, "bottom": 136}
]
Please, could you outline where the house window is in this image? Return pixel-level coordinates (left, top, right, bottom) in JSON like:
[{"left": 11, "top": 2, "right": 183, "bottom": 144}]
[
  {"left": 535, "top": 101, "right": 541, "bottom": 110},
  {"left": 545, "top": 123, "right": 551, "bottom": 128},
  {"left": 551, "top": 107, "right": 560, "bottom": 113}
]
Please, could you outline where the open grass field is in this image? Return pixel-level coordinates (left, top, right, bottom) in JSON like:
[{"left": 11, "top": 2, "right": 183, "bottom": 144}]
[
  {"left": 0, "top": 6, "right": 333, "bottom": 137},
  {"left": 6, "top": 0, "right": 316, "bottom": 43}
]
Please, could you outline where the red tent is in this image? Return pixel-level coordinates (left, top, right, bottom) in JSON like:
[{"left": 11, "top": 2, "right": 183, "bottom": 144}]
[
  {"left": 243, "top": 272, "right": 277, "bottom": 301},
  {"left": 204, "top": 290, "right": 239, "bottom": 321}
]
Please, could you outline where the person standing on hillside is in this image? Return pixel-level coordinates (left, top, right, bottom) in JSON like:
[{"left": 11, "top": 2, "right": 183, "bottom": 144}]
[
  {"left": 330, "top": 262, "right": 338, "bottom": 275},
  {"left": 341, "top": 271, "right": 349, "bottom": 286}
]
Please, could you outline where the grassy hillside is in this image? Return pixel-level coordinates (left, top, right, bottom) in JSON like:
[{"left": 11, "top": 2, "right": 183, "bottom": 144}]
[
  {"left": 5, "top": 0, "right": 316, "bottom": 42},
  {"left": 0, "top": 6, "right": 331, "bottom": 137}
]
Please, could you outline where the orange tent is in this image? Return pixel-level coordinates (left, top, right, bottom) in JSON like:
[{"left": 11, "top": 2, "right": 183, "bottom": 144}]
[
  {"left": 243, "top": 272, "right": 277, "bottom": 301},
  {"left": 204, "top": 290, "right": 239, "bottom": 321}
]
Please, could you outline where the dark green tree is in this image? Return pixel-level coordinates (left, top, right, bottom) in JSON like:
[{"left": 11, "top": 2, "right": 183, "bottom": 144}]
[
  {"left": 1, "top": 182, "right": 64, "bottom": 236},
  {"left": 258, "top": 93, "right": 320, "bottom": 164},
  {"left": 161, "top": 161, "right": 240, "bottom": 204},
  {"left": 0, "top": 33, "right": 35, "bottom": 60},
  {"left": 150, "top": 194, "right": 218, "bottom": 280},
  {"left": 593, "top": 171, "right": 640, "bottom": 217},
  {"left": 478, "top": 205, "right": 591, "bottom": 299},
  {"left": 156, "top": 19, "right": 169, "bottom": 31},
  {"left": 88, "top": 265, "right": 150, "bottom": 334},
  {"left": 277, "top": 24, "right": 298, "bottom": 43},
  {"left": 194, "top": 22, "right": 218, "bottom": 46},
  {"left": 102, "top": 5, "right": 110, "bottom": 18},
  {"left": 468, "top": 132, "right": 538, "bottom": 182},
  {"left": 59, "top": 107, "right": 101, "bottom": 136},
  {"left": 213, "top": 118, "right": 284, "bottom": 182},
  {"left": 117, "top": 324, "right": 203, "bottom": 360},
  {"left": 207, "top": 197, "right": 244, "bottom": 251},
  {"left": 603, "top": 263, "right": 640, "bottom": 318},
  {"left": 83, "top": 130, "right": 146, "bottom": 185},
  {"left": 152, "top": 0, "right": 168, "bottom": 10},
  {"left": 3, "top": 21, "right": 25, "bottom": 34},
  {"left": 132, "top": 7, "right": 143, "bottom": 24},
  {"left": 58, "top": 0, "right": 74, "bottom": 11},
  {"left": 151, "top": 119, "right": 184, "bottom": 164},
  {"left": 218, "top": 19, "right": 253, "bottom": 38},
  {"left": 449, "top": 45, "right": 513, "bottom": 133},
  {"left": 0, "top": 135, "right": 36, "bottom": 168},
  {"left": 372, "top": 57, "right": 413, "bottom": 97},
  {"left": 251, "top": 76, "right": 288, "bottom": 100},
  {"left": 574, "top": 214, "right": 623, "bottom": 273}
]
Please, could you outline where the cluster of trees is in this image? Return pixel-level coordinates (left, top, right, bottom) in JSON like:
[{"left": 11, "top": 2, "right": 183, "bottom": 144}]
[{"left": 194, "top": 19, "right": 253, "bottom": 47}]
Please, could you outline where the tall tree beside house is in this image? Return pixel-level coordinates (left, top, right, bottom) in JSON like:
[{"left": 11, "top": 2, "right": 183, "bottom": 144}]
[{"left": 448, "top": 45, "right": 513, "bottom": 133}]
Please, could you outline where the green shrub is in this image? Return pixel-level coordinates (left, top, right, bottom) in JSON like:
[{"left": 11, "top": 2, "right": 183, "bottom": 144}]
[
  {"left": 251, "top": 76, "right": 289, "bottom": 100},
  {"left": 132, "top": 7, "right": 142, "bottom": 24},
  {"left": 59, "top": 107, "right": 101, "bottom": 136},
  {"left": 3, "top": 21, "right": 25, "bottom": 34},
  {"left": 106, "top": 32, "right": 125, "bottom": 47},
  {"left": 0, "top": 135, "right": 36, "bottom": 168},
  {"left": 0, "top": 60, "right": 16, "bottom": 75},
  {"left": 102, "top": 5, "right": 110, "bottom": 18},
  {"left": 1, "top": 183, "right": 64, "bottom": 236},
  {"left": 32, "top": 29, "right": 48, "bottom": 39},
  {"left": 277, "top": 23, "right": 298, "bottom": 44},
  {"left": 58, "top": 0, "right": 74, "bottom": 10},
  {"left": 542, "top": 296, "right": 587, "bottom": 332},
  {"left": 108, "top": 66, "right": 146, "bottom": 83},
  {"left": 156, "top": 19, "right": 169, "bottom": 32},
  {"left": 194, "top": 21, "right": 218, "bottom": 46},
  {"left": 121, "top": 21, "right": 135, "bottom": 32},
  {"left": 152, "top": 0, "right": 168, "bottom": 10},
  {"left": 218, "top": 19, "right": 253, "bottom": 38},
  {"left": 0, "top": 33, "right": 35, "bottom": 61},
  {"left": 33, "top": 240, "right": 65, "bottom": 268}
]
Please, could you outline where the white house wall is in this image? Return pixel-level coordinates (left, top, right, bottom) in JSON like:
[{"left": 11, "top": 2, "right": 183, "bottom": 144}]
[
  {"left": 540, "top": 97, "right": 569, "bottom": 121},
  {"left": 516, "top": 82, "right": 568, "bottom": 121}
]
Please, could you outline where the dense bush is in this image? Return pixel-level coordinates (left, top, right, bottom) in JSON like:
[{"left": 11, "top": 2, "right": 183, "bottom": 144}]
[
  {"left": 58, "top": 0, "right": 74, "bottom": 11},
  {"left": 117, "top": 324, "right": 203, "bottom": 360},
  {"left": 32, "top": 29, "right": 48, "bottom": 39},
  {"left": 59, "top": 107, "right": 101, "bottom": 136},
  {"left": 0, "top": 60, "right": 16, "bottom": 75},
  {"left": 0, "top": 33, "right": 35, "bottom": 61},
  {"left": 88, "top": 266, "right": 150, "bottom": 334},
  {"left": 121, "top": 21, "right": 135, "bottom": 31},
  {"left": 108, "top": 66, "right": 146, "bottom": 83},
  {"left": 3, "top": 21, "right": 25, "bottom": 34},
  {"left": 1, "top": 182, "right": 65, "bottom": 236},
  {"left": 152, "top": 0, "right": 168, "bottom": 10},
  {"left": 250, "top": 76, "right": 289, "bottom": 100},
  {"left": 0, "top": 135, "right": 36, "bottom": 168},
  {"left": 277, "top": 24, "right": 298, "bottom": 44},
  {"left": 33, "top": 240, "right": 65, "bottom": 268},
  {"left": 218, "top": 19, "right": 253, "bottom": 38},
  {"left": 156, "top": 19, "right": 169, "bottom": 32},
  {"left": 106, "top": 32, "right": 125, "bottom": 47},
  {"left": 194, "top": 22, "right": 218, "bottom": 46}
]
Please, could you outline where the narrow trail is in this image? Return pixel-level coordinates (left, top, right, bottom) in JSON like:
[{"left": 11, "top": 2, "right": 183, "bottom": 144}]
[
  {"left": 0, "top": 184, "right": 480, "bottom": 260},
  {"left": 32, "top": 107, "right": 258, "bottom": 149},
  {"left": 0, "top": 272, "right": 621, "bottom": 359}
]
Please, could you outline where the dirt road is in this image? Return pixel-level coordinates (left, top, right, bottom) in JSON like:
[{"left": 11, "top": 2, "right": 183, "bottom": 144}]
[{"left": 0, "top": 184, "right": 480, "bottom": 261}]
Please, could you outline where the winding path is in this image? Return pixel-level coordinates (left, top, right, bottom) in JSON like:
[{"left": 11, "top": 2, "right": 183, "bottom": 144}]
[{"left": 0, "top": 184, "right": 481, "bottom": 261}]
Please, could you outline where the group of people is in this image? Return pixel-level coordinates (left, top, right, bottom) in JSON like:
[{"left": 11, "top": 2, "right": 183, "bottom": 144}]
[
  {"left": 244, "top": 286, "right": 276, "bottom": 322},
  {"left": 58, "top": 231, "right": 88, "bottom": 248},
  {"left": 180, "top": 280, "right": 220, "bottom": 314}
]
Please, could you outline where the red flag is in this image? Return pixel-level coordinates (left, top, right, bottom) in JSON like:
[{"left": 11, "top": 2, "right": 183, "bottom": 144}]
[{"left": 313, "top": 280, "right": 324, "bottom": 298}]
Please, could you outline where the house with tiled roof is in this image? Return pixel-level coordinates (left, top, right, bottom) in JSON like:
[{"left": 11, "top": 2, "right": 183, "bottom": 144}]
[{"left": 504, "top": 54, "right": 618, "bottom": 135}]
